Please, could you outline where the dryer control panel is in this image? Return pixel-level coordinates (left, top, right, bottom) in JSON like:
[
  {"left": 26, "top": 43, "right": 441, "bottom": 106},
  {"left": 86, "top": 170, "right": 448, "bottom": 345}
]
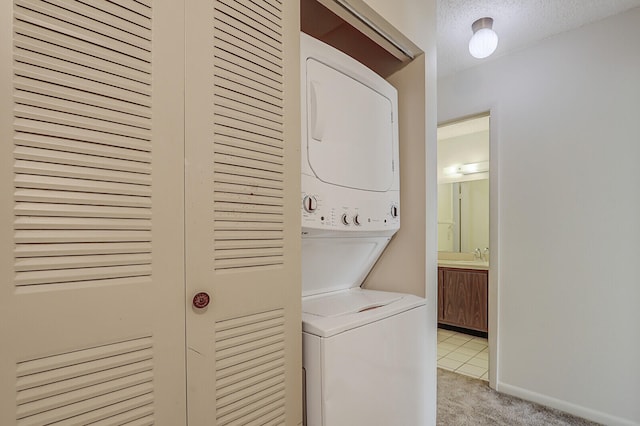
[
  {"left": 302, "top": 194, "right": 398, "bottom": 230},
  {"left": 301, "top": 176, "right": 399, "bottom": 235}
]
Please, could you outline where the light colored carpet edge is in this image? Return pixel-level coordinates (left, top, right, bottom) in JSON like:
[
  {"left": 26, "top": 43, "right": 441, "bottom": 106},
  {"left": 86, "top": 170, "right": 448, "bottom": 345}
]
[{"left": 437, "top": 368, "right": 601, "bottom": 426}]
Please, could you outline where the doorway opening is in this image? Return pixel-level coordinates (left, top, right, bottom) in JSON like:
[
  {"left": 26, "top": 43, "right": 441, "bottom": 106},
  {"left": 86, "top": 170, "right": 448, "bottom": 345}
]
[{"left": 436, "top": 113, "right": 491, "bottom": 381}]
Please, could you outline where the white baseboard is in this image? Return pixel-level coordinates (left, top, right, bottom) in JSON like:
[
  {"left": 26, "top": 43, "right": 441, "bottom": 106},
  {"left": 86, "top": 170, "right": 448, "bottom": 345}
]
[{"left": 496, "top": 382, "right": 639, "bottom": 426}]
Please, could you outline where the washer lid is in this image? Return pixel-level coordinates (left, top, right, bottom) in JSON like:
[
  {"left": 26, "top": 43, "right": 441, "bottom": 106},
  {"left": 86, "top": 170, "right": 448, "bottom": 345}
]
[
  {"left": 302, "top": 288, "right": 426, "bottom": 338},
  {"left": 303, "top": 288, "right": 402, "bottom": 318}
]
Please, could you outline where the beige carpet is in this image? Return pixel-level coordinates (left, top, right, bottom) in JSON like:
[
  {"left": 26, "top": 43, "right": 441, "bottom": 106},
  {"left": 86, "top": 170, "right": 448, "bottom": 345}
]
[{"left": 437, "top": 368, "right": 601, "bottom": 425}]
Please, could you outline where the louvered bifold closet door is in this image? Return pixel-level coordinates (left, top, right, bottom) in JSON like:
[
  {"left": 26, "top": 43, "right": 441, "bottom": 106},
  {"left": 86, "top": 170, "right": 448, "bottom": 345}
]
[
  {"left": 0, "top": 1, "right": 186, "bottom": 425},
  {"left": 185, "top": 0, "right": 301, "bottom": 425}
]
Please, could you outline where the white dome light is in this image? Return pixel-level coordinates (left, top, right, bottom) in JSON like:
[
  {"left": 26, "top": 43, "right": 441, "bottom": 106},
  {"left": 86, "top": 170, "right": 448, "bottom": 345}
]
[{"left": 469, "top": 17, "right": 498, "bottom": 59}]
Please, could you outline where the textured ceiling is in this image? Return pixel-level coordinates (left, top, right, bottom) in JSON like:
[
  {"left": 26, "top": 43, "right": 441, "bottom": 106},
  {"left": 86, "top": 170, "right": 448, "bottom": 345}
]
[{"left": 438, "top": 0, "right": 640, "bottom": 77}]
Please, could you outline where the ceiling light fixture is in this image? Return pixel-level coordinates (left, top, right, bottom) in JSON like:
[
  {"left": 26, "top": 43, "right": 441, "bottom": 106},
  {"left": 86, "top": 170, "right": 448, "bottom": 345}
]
[{"left": 469, "top": 17, "right": 498, "bottom": 59}]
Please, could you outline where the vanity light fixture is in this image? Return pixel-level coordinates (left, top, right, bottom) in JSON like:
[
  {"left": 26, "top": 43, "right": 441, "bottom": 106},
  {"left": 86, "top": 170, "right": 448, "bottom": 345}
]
[
  {"left": 469, "top": 17, "right": 498, "bottom": 59},
  {"left": 444, "top": 161, "right": 489, "bottom": 176}
]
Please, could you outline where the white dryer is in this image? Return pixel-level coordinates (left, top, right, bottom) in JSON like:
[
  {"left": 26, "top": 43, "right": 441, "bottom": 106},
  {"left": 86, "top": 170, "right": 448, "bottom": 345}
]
[{"left": 300, "top": 33, "right": 428, "bottom": 426}]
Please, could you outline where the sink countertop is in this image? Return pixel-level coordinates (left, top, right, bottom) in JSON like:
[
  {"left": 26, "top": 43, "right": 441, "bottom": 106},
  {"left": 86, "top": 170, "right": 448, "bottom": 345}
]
[{"left": 437, "top": 259, "right": 489, "bottom": 270}]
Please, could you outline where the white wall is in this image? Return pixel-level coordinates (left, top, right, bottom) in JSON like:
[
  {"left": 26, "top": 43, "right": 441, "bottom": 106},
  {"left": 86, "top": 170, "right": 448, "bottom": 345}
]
[
  {"left": 439, "top": 8, "right": 640, "bottom": 425},
  {"left": 362, "top": 0, "right": 438, "bottom": 424}
]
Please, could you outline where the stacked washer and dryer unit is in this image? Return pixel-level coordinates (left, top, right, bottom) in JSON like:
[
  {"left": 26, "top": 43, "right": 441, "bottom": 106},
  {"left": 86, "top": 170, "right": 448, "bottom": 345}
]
[{"left": 300, "top": 33, "right": 428, "bottom": 426}]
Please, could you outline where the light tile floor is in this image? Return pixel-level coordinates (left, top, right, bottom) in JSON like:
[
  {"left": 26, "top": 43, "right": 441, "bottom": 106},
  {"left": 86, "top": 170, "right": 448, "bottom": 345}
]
[{"left": 437, "top": 328, "right": 489, "bottom": 381}]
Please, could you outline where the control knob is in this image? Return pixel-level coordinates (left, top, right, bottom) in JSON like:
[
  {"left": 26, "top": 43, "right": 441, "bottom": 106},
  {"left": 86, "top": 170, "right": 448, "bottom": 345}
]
[
  {"left": 390, "top": 205, "right": 399, "bottom": 218},
  {"left": 303, "top": 195, "right": 318, "bottom": 213},
  {"left": 341, "top": 213, "right": 351, "bottom": 225},
  {"left": 353, "top": 214, "right": 361, "bottom": 226}
]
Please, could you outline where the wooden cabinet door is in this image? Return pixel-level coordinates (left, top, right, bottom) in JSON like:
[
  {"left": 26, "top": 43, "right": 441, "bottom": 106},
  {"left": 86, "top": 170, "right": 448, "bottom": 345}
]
[
  {"left": 440, "top": 269, "right": 488, "bottom": 332},
  {"left": 184, "top": 1, "right": 302, "bottom": 425},
  {"left": 0, "top": 1, "right": 186, "bottom": 424}
]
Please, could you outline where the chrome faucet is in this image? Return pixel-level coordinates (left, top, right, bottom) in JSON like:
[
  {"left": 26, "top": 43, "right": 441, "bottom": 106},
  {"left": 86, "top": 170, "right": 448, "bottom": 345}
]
[
  {"left": 482, "top": 247, "right": 490, "bottom": 262},
  {"left": 473, "top": 248, "right": 482, "bottom": 260}
]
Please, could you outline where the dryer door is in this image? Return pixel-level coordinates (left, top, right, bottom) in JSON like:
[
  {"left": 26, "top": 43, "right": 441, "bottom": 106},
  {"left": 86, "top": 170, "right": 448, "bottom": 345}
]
[{"left": 305, "top": 58, "right": 396, "bottom": 192}]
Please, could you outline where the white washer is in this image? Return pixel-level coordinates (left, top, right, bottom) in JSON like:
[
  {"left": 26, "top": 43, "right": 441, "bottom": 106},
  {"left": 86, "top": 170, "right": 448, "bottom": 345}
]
[
  {"left": 303, "top": 288, "right": 427, "bottom": 426},
  {"left": 300, "top": 33, "right": 428, "bottom": 426}
]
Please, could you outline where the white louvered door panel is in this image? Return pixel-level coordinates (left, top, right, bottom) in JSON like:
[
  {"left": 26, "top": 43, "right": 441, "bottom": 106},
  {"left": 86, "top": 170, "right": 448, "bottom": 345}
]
[
  {"left": 0, "top": 1, "right": 186, "bottom": 425},
  {"left": 185, "top": 0, "right": 301, "bottom": 425}
]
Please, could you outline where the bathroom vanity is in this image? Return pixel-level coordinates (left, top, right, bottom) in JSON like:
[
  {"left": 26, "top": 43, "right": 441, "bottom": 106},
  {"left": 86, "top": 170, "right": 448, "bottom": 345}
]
[{"left": 437, "top": 265, "right": 488, "bottom": 333}]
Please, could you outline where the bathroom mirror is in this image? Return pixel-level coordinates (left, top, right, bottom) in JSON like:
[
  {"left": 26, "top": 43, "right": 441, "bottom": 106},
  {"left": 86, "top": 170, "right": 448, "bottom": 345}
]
[{"left": 438, "top": 179, "right": 489, "bottom": 253}]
